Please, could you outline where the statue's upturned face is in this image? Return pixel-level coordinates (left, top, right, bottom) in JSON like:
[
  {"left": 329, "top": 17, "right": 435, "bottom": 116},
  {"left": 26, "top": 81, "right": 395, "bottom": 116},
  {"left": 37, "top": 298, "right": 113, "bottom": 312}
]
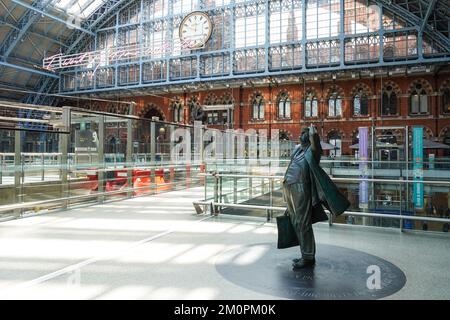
[{"left": 300, "top": 128, "right": 310, "bottom": 148}]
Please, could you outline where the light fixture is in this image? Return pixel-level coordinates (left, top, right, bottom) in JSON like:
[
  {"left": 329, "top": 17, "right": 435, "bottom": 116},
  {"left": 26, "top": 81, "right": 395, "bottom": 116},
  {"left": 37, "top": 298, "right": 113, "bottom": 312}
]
[
  {"left": 351, "top": 73, "right": 356, "bottom": 78},
  {"left": 332, "top": 74, "right": 337, "bottom": 80}
]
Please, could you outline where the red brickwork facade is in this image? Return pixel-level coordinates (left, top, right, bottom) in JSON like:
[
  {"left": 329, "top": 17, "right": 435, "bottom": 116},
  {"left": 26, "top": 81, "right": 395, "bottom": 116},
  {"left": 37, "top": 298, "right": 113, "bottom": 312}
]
[{"left": 87, "top": 73, "right": 450, "bottom": 156}]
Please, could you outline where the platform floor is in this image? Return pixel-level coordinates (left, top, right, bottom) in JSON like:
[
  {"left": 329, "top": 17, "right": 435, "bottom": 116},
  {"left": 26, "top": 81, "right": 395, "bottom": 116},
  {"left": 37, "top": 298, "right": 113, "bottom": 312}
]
[{"left": 0, "top": 187, "right": 448, "bottom": 300}]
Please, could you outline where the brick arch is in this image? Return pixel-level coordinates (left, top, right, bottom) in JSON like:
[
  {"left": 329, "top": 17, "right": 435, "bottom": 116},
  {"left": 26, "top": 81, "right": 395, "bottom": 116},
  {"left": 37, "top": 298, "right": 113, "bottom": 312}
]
[
  {"left": 439, "top": 78, "right": 450, "bottom": 92},
  {"left": 326, "top": 128, "right": 346, "bottom": 140},
  {"left": 325, "top": 84, "right": 345, "bottom": 98},
  {"left": 204, "top": 92, "right": 219, "bottom": 105},
  {"left": 249, "top": 90, "right": 265, "bottom": 104},
  {"left": 221, "top": 92, "right": 234, "bottom": 104},
  {"left": 350, "top": 82, "right": 373, "bottom": 97},
  {"left": 187, "top": 95, "right": 200, "bottom": 107},
  {"left": 424, "top": 126, "right": 434, "bottom": 139},
  {"left": 279, "top": 129, "right": 293, "bottom": 140},
  {"left": 438, "top": 126, "right": 450, "bottom": 141},
  {"left": 407, "top": 78, "right": 433, "bottom": 95},
  {"left": 407, "top": 126, "right": 434, "bottom": 143},
  {"left": 303, "top": 87, "right": 319, "bottom": 99},
  {"left": 138, "top": 103, "right": 166, "bottom": 120},
  {"left": 379, "top": 80, "right": 402, "bottom": 95},
  {"left": 380, "top": 129, "right": 404, "bottom": 142},
  {"left": 276, "top": 89, "right": 291, "bottom": 101}
]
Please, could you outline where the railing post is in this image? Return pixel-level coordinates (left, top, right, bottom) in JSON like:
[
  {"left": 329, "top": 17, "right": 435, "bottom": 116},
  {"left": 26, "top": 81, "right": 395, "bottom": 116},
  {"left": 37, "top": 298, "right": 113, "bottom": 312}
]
[
  {"left": 126, "top": 118, "right": 133, "bottom": 198},
  {"left": 98, "top": 114, "right": 105, "bottom": 203},
  {"left": 150, "top": 121, "right": 156, "bottom": 193},
  {"left": 0, "top": 154, "right": 3, "bottom": 185},
  {"left": 60, "top": 107, "right": 70, "bottom": 210},
  {"left": 269, "top": 178, "right": 274, "bottom": 221},
  {"left": 218, "top": 176, "right": 222, "bottom": 214},
  {"left": 213, "top": 174, "right": 219, "bottom": 216},
  {"left": 399, "top": 177, "right": 403, "bottom": 232},
  {"left": 233, "top": 176, "right": 238, "bottom": 204},
  {"left": 14, "top": 130, "right": 22, "bottom": 217},
  {"left": 41, "top": 154, "right": 44, "bottom": 181}
]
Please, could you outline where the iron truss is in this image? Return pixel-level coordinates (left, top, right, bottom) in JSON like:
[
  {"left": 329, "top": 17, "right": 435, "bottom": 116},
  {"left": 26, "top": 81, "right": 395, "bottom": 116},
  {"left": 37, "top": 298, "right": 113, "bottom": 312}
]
[
  {"left": 1, "top": 0, "right": 448, "bottom": 103},
  {"left": 0, "top": 0, "right": 133, "bottom": 104}
]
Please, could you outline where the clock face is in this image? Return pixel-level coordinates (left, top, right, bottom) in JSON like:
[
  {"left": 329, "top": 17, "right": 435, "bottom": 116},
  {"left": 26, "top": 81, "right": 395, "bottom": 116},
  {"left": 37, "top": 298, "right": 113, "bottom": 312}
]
[{"left": 179, "top": 12, "right": 213, "bottom": 49}]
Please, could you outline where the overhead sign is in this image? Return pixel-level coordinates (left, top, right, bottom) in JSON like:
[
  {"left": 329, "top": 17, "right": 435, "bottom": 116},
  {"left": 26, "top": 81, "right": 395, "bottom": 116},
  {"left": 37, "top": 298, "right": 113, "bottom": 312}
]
[{"left": 43, "top": 40, "right": 200, "bottom": 71}]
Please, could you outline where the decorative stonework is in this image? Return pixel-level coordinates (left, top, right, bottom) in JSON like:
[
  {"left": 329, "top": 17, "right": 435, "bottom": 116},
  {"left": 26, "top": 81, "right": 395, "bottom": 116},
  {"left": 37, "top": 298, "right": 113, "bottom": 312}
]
[
  {"left": 139, "top": 103, "right": 166, "bottom": 120},
  {"left": 379, "top": 80, "right": 401, "bottom": 95},
  {"left": 204, "top": 92, "right": 219, "bottom": 105},
  {"left": 350, "top": 82, "right": 373, "bottom": 97},
  {"left": 325, "top": 84, "right": 345, "bottom": 99},
  {"left": 407, "top": 78, "right": 433, "bottom": 95}
]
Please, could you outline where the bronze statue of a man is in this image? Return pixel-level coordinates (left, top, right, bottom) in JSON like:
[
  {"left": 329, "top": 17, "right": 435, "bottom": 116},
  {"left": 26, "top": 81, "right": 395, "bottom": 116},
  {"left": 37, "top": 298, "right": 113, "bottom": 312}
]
[{"left": 282, "top": 125, "right": 350, "bottom": 269}]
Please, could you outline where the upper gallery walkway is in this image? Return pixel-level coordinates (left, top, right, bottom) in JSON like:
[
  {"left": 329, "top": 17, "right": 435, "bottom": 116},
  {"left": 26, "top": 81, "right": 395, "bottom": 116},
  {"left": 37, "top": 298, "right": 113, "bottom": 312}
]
[{"left": 0, "top": 186, "right": 448, "bottom": 300}]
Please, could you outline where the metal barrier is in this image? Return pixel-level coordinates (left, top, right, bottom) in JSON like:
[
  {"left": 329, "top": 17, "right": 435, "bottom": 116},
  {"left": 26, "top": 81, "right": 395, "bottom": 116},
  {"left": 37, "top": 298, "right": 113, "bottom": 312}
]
[
  {"left": 0, "top": 163, "right": 205, "bottom": 217},
  {"left": 194, "top": 173, "right": 450, "bottom": 232}
]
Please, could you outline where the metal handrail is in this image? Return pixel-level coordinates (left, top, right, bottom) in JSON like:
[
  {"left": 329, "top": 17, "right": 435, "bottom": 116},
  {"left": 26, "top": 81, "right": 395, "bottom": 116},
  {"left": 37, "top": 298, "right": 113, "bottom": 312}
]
[
  {"left": 193, "top": 201, "right": 450, "bottom": 224},
  {"left": 0, "top": 176, "right": 204, "bottom": 213},
  {"left": 200, "top": 173, "right": 450, "bottom": 186}
]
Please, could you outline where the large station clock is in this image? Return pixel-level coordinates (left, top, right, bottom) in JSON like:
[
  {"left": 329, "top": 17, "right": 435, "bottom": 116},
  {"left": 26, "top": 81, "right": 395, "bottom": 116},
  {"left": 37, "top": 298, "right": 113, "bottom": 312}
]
[{"left": 179, "top": 11, "right": 213, "bottom": 49}]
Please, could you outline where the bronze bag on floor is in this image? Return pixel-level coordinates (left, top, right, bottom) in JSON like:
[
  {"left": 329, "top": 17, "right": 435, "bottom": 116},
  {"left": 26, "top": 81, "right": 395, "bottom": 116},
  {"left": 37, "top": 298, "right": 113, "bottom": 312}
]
[{"left": 276, "top": 214, "right": 299, "bottom": 249}]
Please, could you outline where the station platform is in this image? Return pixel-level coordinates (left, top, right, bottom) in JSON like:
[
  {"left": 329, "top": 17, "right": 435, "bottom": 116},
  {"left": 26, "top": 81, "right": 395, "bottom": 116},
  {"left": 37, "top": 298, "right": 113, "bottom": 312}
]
[{"left": 0, "top": 187, "right": 448, "bottom": 300}]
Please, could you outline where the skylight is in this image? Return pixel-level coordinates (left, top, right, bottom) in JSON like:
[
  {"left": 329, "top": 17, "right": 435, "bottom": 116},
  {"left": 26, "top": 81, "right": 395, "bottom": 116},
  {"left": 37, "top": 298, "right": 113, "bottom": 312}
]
[{"left": 54, "top": 0, "right": 108, "bottom": 20}]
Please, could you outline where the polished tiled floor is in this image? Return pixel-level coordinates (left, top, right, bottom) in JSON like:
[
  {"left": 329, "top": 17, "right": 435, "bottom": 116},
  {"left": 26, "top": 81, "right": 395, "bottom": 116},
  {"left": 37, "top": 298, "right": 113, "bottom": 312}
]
[{"left": 0, "top": 187, "right": 448, "bottom": 300}]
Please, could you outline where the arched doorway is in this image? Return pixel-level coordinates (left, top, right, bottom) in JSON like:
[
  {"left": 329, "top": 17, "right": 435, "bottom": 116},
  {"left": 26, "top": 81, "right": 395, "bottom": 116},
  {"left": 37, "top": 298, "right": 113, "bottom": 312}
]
[
  {"left": 143, "top": 108, "right": 164, "bottom": 120},
  {"left": 139, "top": 104, "right": 166, "bottom": 121}
]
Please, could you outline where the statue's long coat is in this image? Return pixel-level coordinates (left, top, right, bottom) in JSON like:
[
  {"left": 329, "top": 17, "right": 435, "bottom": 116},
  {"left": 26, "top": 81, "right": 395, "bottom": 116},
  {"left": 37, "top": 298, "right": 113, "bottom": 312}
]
[{"left": 290, "top": 141, "right": 350, "bottom": 224}]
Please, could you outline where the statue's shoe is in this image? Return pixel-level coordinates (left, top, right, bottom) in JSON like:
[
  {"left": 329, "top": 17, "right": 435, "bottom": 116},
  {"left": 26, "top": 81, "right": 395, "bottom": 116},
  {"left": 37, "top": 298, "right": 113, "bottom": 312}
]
[{"left": 292, "top": 258, "right": 315, "bottom": 269}]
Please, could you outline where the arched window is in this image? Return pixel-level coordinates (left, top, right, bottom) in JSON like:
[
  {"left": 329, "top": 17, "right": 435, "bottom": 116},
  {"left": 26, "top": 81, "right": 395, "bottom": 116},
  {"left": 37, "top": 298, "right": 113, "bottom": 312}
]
[
  {"left": 252, "top": 94, "right": 265, "bottom": 120},
  {"left": 304, "top": 91, "right": 318, "bottom": 117},
  {"left": 170, "top": 98, "right": 183, "bottom": 123},
  {"left": 382, "top": 85, "right": 398, "bottom": 115},
  {"left": 328, "top": 91, "right": 342, "bottom": 117},
  {"left": 410, "top": 83, "right": 428, "bottom": 114},
  {"left": 328, "top": 131, "right": 342, "bottom": 157},
  {"left": 277, "top": 92, "right": 291, "bottom": 119},
  {"left": 442, "top": 88, "right": 450, "bottom": 114},
  {"left": 383, "top": 45, "right": 394, "bottom": 59},
  {"left": 174, "top": 107, "right": 183, "bottom": 122},
  {"left": 204, "top": 93, "right": 219, "bottom": 125},
  {"left": 353, "top": 89, "right": 369, "bottom": 116}
]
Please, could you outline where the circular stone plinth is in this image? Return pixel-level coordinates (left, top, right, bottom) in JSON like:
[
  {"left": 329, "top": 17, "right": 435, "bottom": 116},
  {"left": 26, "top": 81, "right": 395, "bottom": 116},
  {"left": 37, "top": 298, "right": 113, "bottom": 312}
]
[{"left": 215, "top": 243, "right": 406, "bottom": 300}]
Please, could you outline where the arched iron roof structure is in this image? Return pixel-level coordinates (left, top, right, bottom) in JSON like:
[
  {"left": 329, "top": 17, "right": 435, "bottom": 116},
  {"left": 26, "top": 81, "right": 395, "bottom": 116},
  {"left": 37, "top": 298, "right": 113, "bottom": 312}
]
[{"left": 0, "top": 0, "right": 449, "bottom": 105}]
